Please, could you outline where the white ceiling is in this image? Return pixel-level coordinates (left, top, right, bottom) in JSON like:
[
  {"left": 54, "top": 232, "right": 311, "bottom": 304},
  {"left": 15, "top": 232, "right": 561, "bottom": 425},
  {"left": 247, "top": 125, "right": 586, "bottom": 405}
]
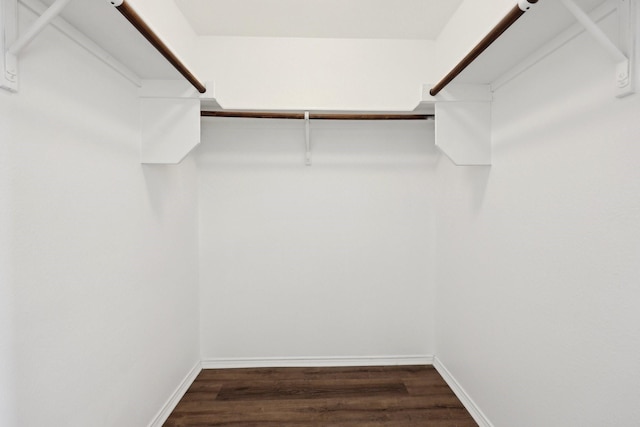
[{"left": 174, "top": 0, "right": 465, "bottom": 40}]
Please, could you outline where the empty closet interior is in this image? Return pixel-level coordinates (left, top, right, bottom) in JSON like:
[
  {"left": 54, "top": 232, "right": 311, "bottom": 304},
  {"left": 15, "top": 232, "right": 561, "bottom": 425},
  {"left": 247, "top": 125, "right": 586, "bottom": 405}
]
[{"left": 1, "top": 0, "right": 639, "bottom": 426}]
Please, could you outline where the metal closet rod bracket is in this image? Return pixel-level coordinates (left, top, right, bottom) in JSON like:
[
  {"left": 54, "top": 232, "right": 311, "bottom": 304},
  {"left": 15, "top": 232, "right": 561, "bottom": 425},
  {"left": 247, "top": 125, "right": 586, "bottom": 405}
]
[
  {"left": 560, "top": 0, "right": 635, "bottom": 98},
  {"left": 2, "top": 0, "right": 72, "bottom": 91}
]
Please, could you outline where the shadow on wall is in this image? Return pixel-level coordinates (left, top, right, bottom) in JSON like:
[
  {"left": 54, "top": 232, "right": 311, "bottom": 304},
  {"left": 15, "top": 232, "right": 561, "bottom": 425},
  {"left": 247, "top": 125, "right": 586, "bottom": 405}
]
[
  {"left": 492, "top": 81, "right": 616, "bottom": 157},
  {"left": 465, "top": 165, "right": 491, "bottom": 212},
  {"left": 491, "top": 10, "right": 626, "bottom": 156},
  {"left": 436, "top": 151, "right": 491, "bottom": 215},
  {"left": 142, "top": 164, "right": 183, "bottom": 216}
]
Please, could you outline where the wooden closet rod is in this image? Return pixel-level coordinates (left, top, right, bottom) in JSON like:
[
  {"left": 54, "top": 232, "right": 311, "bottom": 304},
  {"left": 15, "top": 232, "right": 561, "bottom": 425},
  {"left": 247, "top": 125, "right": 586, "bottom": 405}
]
[
  {"left": 429, "top": 0, "right": 539, "bottom": 96},
  {"left": 111, "top": 0, "right": 207, "bottom": 93},
  {"left": 201, "top": 111, "right": 434, "bottom": 120}
]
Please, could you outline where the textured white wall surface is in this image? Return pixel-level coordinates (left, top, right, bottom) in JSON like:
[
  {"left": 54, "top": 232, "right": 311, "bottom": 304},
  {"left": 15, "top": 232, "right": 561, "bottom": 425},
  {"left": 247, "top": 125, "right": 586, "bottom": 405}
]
[
  {"left": 0, "top": 76, "right": 16, "bottom": 427},
  {"left": 197, "top": 118, "right": 438, "bottom": 361},
  {"left": 0, "top": 7, "right": 200, "bottom": 427},
  {"left": 194, "top": 37, "right": 435, "bottom": 111},
  {"left": 435, "top": 10, "right": 640, "bottom": 427}
]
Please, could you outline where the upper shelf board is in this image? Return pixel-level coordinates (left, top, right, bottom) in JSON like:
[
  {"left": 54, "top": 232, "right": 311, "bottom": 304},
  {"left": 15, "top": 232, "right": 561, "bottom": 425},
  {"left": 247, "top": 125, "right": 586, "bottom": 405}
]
[
  {"left": 447, "top": 0, "right": 608, "bottom": 86},
  {"left": 32, "top": 0, "right": 182, "bottom": 81}
]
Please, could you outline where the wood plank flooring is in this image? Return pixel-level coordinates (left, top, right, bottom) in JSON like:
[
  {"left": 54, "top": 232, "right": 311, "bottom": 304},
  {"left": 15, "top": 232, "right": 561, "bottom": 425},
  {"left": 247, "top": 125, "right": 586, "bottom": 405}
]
[{"left": 164, "top": 365, "right": 478, "bottom": 426}]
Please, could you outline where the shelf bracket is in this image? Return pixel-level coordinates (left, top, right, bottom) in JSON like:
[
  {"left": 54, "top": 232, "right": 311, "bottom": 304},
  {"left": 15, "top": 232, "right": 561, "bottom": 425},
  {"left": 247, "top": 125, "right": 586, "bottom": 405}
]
[
  {"left": 560, "top": 0, "right": 635, "bottom": 97},
  {"left": 9, "top": 0, "right": 71, "bottom": 55},
  {"left": 421, "top": 84, "right": 492, "bottom": 166},
  {"left": 139, "top": 80, "right": 202, "bottom": 164},
  {"left": 2, "top": 0, "right": 72, "bottom": 92},
  {"left": 304, "top": 111, "right": 312, "bottom": 166},
  {"left": 1, "top": 0, "right": 18, "bottom": 91}
]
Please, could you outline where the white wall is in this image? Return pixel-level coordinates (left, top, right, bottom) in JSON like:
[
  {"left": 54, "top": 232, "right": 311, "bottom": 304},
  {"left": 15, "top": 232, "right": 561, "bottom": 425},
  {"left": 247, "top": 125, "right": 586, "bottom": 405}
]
[
  {"left": 435, "top": 9, "right": 640, "bottom": 427},
  {"left": 197, "top": 118, "right": 438, "bottom": 362},
  {"left": 0, "top": 85, "right": 16, "bottom": 427},
  {"left": 0, "top": 6, "right": 199, "bottom": 427},
  {"left": 194, "top": 37, "right": 435, "bottom": 111}
]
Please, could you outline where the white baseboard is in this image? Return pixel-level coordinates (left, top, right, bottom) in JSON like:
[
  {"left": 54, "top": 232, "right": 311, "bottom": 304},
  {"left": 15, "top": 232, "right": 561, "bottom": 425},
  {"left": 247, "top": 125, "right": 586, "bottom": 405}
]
[
  {"left": 148, "top": 361, "right": 202, "bottom": 427},
  {"left": 434, "top": 357, "right": 494, "bottom": 427},
  {"left": 201, "top": 355, "right": 434, "bottom": 369}
]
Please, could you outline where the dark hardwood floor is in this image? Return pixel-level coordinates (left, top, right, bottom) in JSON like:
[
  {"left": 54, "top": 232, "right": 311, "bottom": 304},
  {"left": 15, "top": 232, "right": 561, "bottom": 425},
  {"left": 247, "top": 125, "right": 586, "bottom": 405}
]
[{"left": 164, "top": 365, "right": 478, "bottom": 426}]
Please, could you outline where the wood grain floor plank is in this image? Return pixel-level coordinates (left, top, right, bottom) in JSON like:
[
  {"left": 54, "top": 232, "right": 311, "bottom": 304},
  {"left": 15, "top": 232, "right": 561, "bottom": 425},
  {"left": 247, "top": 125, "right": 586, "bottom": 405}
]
[
  {"left": 164, "top": 366, "right": 477, "bottom": 427},
  {"left": 215, "top": 379, "right": 408, "bottom": 401}
]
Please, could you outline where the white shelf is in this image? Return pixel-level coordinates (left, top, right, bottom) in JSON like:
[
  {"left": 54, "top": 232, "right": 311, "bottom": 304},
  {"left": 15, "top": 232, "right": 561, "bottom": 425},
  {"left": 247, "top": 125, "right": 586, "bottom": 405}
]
[
  {"left": 449, "top": 0, "right": 609, "bottom": 86},
  {"left": 33, "top": 0, "right": 182, "bottom": 81}
]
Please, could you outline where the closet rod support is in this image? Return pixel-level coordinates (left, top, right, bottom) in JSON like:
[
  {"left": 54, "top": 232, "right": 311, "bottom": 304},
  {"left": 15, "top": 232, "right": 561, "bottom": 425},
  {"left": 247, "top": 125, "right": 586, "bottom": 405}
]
[
  {"left": 17, "top": 0, "right": 142, "bottom": 87},
  {"left": 560, "top": 0, "right": 627, "bottom": 63},
  {"left": 560, "top": 0, "right": 632, "bottom": 93},
  {"left": 7, "top": 0, "right": 71, "bottom": 55}
]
